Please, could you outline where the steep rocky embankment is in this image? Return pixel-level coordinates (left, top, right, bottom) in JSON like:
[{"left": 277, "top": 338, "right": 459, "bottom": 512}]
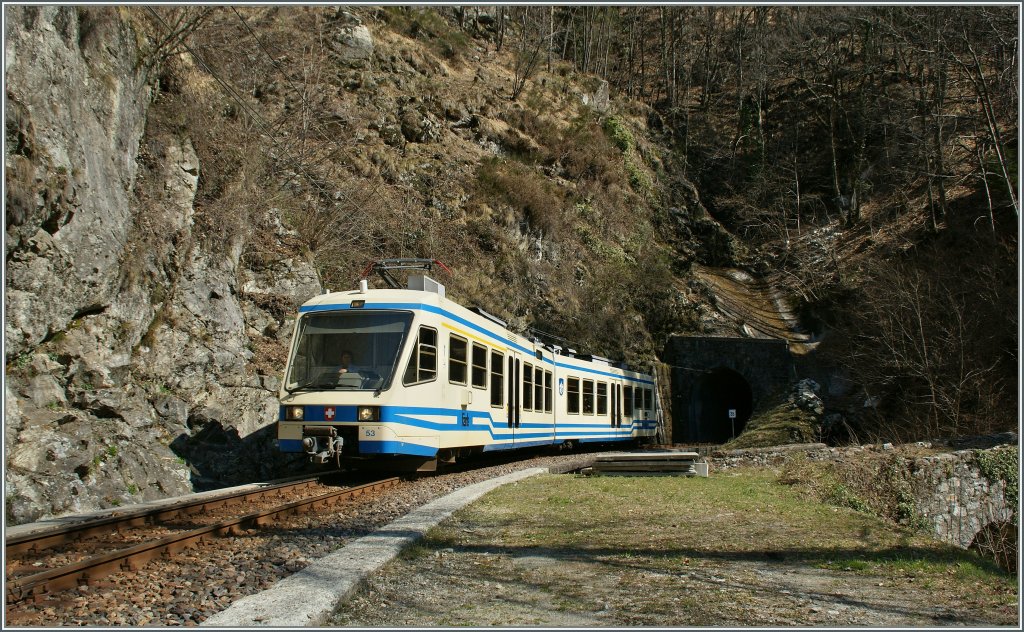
[
  {"left": 3, "top": 6, "right": 757, "bottom": 525},
  {"left": 4, "top": 7, "right": 317, "bottom": 523},
  {"left": 4, "top": 6, "right": 815, "bottom": 522}
]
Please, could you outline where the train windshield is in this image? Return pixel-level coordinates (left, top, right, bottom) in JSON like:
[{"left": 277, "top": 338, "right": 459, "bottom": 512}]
[{"left": 285, "top": 310, "right": 414, "bottom": 392}]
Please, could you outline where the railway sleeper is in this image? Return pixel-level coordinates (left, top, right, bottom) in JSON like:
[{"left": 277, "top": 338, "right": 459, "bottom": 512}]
[{"left": 6, "top": 478, "right": 398, "bottom": 606}]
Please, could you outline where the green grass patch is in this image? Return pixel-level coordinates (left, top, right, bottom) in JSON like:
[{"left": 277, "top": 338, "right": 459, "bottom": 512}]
[
  {"left": 450, "top": 473, "right": 1013, "bottom": 585},
  {"left": 335, "top": 471, "right": 1016, "bottom": 627}
]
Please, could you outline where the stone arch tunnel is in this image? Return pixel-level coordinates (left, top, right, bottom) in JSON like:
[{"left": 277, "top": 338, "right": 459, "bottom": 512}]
[{"left": 661, "top": 336, "right": 795, "bottom": 444}]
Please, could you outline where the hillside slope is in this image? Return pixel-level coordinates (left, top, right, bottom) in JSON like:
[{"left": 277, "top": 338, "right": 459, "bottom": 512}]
[
  {"left": 3, "top": 6, "right": 736, "bottom": 523},
  {"left": 4, "top": 5, "right": 1016, "bottom": 523}
]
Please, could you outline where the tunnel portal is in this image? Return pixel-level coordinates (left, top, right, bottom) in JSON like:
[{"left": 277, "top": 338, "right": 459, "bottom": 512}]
[
  {"left": 663, "top": 336, "right": 795, "bottom": 444},
  {"left": 690, "top": 368, "right": 753, "bottom": 443}
]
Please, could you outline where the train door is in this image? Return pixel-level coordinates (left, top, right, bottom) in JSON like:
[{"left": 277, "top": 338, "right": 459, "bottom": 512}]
[
  {"left": 610, "top": 382, "right": 618, "bottom": 428},
  {"left": 506, "top": 353, "right": 522, "bottom": 444},
  {"left": 611, "top": 383, "right": 623, "bottom": 428}
]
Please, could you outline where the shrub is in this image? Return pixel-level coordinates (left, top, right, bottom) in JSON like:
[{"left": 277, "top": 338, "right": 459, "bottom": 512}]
[
  {"left": 475, "top": 159, "right": 566, "bottom": 238},
  {"left": 602, "top": 115, "right": 635, "bottom": 152},
  {"left": 974, "top": 447, "right": 1018, "bottom": 517},
  {"left": 381, "top": 7, "right": 470, "bottom": 61}
]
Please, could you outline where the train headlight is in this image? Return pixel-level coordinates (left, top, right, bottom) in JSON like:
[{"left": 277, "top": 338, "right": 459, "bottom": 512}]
[
  {"left": 357, "top": 406, "right": 379, "bottom": 422},
  {"left": 285, "top": 406, "right": 304, "bottom": 421}
]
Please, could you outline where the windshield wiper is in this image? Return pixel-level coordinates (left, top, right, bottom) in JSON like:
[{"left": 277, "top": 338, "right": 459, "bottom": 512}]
[{"left": 285, "top": 379, "right": 338, "bottom": 393}]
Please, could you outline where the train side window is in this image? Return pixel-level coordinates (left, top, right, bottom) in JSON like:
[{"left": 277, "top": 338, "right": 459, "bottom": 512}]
[
  {"left": 523, "top": 362, "right": 534, "bottom": 410},
  {"left": 596, "top": 382, "right": 608, "bottom": 416},
  {"left": 490, "top": 350, "right": 504, "bottom": 407},
  {"left": 403, "top": 326, "right": 437, "bottom": 385},
  {"left": 624, "top": 385, "right": 634, "bottom": 416},
  {"left": 567, "top": 377, "right": 580, "bottom": 414},
  {"left": 471, "top": 343, "right": 488, "bottom": 389},
  {"left": 643, "top": 387, "right": 652, "bottom": 412},
  {"left": 449, "top": 334, "right": 468, "bottom": 385},
  {"left": 543, "top": 370, "right": 553, "bottom": 413},
  {"left": 534, "top": 366, "right": 543, "bottom": 413},
  {"left": 582, "top": 379, "right": 595, "bottom": 414}
]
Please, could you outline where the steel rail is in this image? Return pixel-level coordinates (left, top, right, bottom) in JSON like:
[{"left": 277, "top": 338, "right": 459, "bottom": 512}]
[
  {"left": 5, "top": 477, "right": 400, "bottom": 605},
  {"left": 5, "top": 476, "right": 327, "bottom": 557}
]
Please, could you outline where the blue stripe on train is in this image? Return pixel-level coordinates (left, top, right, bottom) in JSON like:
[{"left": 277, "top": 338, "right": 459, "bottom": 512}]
[
  {"left": 359, "top": 440, "right": 438, "bottom": 457},
  {"left": 283, "top": 404, "right": 656, "bottom": 436},
  {"left": 279, "top": 403, "right": 657, "bottom": 456}
]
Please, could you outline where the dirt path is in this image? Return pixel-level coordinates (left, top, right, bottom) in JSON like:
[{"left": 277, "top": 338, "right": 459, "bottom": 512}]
[{"left": 331, "top": 472, "right": 1017, "bottom": 627}]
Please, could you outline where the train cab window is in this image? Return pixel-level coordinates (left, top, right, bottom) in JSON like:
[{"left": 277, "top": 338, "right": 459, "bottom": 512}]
[
  {"left": 567, "top": 377, "right": 580, "bottom": 414},
  {"left": 490, "top": 350, "right": 504, "bottom": 407},
  {"left": 543, "top": 370, "right": 553, "bottom": 413},
  {"left": 523, "top": 362, "right": 534, "bottom": 410},
  {"left": 285, "top": 310, "right": 414, "bottom": 392},
  {"left": 643, "top": 387, "right": 652, "bottom": 413},
  {"left": 582, "top": 380, "right": 595, "bottom": 414},
  {"left": 624, "top": 385, "right": 634, "bottom": 416},
  {"left": 596, "top": 382, "right": 608, "bottom": 416},
  {"left": 471, "top": 343, "right": 488, "bottom": 389},
  {"left": 534, "top": 366, "right": 543, "bottom": 413},
  {"left": 403, "top": 326, "right": 437, "bottom": 385},
  {"left": 449, "top": 335, "right": 468, "bottom": 385}
]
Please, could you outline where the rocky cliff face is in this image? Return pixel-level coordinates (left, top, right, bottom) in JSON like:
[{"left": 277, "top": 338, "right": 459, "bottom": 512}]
[
  {"left": 4, "top": 7, "right": 319, "bottom": 524},
  {"left": 4, "top": 6, "right": 743, "bottom": 525}
]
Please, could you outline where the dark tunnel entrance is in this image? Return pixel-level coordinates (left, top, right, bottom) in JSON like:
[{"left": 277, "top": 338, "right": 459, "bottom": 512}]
[{"left": 690, "top": 367, "right": 754, "bottom": 443}]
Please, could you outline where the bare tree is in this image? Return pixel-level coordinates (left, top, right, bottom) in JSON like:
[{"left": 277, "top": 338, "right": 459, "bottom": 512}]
[{"left": 509, "top": 7, "right": 547, "bottom": 101}]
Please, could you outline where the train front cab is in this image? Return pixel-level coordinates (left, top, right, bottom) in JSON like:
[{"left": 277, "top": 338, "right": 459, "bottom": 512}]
[
  {"left": 276, "top": 298, "right": 434, "bottom": 467},
  {"left": 276, "top": 292, "right": 542, "bottom": 468}
]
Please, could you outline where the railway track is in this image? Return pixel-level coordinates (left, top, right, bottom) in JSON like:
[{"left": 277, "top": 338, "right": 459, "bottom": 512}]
[{"left": 5, "top": 476, "right": 400, "bottom": 606}]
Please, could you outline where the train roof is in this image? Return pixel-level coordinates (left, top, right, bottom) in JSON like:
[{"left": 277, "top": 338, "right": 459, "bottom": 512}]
[
  {"left": 299, "top": 277, "right": 650, "bottom": 378},
  {"left": 301, "top": 286, "right": 445, "bottom": 309}
]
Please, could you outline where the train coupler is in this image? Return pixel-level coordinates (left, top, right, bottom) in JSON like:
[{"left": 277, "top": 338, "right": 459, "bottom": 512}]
[{"left": 302, "top": 427, "right": 344, "bottom": 466}]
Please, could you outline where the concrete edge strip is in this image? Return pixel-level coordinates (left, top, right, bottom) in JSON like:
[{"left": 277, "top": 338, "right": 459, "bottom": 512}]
[{"left": 201, "top": 466, "right": 549, "bottom": 628}]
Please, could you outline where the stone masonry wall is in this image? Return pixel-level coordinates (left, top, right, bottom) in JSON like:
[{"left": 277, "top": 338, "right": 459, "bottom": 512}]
[{"left": 909, "top": 449, "right": 1015, "bottom": 549}]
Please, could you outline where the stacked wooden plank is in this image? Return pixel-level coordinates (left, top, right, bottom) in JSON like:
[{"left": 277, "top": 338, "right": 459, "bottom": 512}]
[{"left": 585, "top": 450, "right": 709, "bottom": 477}]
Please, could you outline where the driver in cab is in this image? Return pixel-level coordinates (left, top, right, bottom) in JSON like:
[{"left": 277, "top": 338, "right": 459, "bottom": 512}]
[{"left": 336, "top": 350, "right": 363, "bottom": 377}]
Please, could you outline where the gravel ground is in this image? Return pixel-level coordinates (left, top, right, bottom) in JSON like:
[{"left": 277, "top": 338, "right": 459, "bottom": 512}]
[{"left": 6, "top": 452, "right": 593, "bottom": 626}]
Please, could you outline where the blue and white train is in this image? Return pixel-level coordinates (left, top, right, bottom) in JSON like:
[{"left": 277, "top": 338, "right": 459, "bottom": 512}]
[{"left": 277, "top": 260, "right": 660, "bottom": 470}]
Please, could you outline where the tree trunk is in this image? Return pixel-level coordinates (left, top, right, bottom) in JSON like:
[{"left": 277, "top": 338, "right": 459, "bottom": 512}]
[{"left": 966, "top": 38, "right": 1019, "bottom": 215}]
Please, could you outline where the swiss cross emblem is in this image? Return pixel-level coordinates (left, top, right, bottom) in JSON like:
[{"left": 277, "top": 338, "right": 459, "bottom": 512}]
[{"left": 324, "top": 406, "right": 336, "bottom": 420}]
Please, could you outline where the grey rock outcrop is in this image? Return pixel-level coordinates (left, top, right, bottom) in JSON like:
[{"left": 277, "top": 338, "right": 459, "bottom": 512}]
[
  {"left": 332, "top": 24, "right": 375, "bottom": 66},
  {"left": 4, "top": 7, "right": 320, "bottom": 524},
  {"left": 790, "top": 378, "right": 824, "bottom": 416},
  {"left": 581, "top": 79, "right": 610, "bottom": 113},
  {"left": 5, "top": 6, "right": 149, "bottom": 357}
]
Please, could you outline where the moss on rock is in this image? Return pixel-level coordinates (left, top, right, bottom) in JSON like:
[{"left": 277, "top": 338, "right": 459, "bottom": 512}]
[{"left": 723, "top": 403, "right": 820, "bottom": 450}]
